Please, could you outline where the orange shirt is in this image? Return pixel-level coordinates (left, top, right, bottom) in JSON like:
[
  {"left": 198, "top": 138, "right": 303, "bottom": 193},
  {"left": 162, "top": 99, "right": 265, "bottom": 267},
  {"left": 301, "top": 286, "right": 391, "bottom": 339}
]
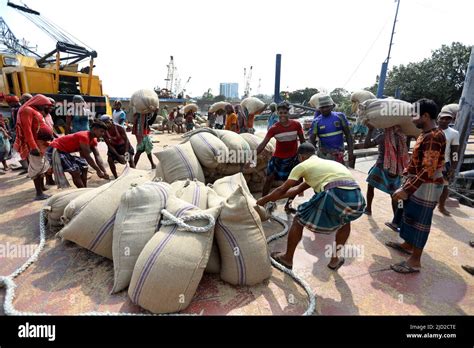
[{"left": 224, "top": 113, "right": 239, "bottom": 132}]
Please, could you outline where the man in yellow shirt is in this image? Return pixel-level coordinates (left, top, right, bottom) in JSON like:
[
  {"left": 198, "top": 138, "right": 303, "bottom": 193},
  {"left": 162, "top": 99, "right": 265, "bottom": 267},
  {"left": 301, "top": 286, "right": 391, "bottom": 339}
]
[
  {"left": 224, "top": 105, "right": 239, "bottom": 133},
  {"left": 257, "top": 143, "right": 365, "bottom": 271}
]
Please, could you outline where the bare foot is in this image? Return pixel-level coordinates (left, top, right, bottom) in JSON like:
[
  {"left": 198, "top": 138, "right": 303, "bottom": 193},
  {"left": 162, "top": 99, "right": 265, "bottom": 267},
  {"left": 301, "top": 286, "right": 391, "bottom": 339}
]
[
  {"left": 151, "top": 164, "right": 157, "bottom": 170},
  {"left": 438, "top": 206, "right": 451, "bottom": 216},
  {"left": 34, "top": 193, "right": 51, "bottom": 201}
]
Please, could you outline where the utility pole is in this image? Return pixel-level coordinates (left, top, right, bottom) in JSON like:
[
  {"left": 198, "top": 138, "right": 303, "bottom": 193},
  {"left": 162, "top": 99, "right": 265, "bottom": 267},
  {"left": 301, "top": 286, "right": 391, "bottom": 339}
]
[
  {"left": 274, "top": 54, "right": 282, "bottom": 103},
  {"left": 453, "top": 47, "right": 474, "bottom": 176},
  {"left": 376, "top": 0, "right": 401, "bottom": 98}
]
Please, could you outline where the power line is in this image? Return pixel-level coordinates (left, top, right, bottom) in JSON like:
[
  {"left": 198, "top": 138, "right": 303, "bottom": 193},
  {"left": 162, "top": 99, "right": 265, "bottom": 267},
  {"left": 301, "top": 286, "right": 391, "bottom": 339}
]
[{"left": 342, "top": 17, "right": 391, "bottom": 89}]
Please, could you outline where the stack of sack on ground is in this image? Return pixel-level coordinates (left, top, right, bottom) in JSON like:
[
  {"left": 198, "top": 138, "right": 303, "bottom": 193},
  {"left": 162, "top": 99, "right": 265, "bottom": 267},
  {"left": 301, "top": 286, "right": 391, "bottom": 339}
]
[
  {"left": 357, "top": 98, "right": 421, "bottom": 137},
  {"left": 154, "top": 128, "right": 276, "bottom": 192},
  {"left": 45, "top": 170, "right": 272, "bottom": 314}
]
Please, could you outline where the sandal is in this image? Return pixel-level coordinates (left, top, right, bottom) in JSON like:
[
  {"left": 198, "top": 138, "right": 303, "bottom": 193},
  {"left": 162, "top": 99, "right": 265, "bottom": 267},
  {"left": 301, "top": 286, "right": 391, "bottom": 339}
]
[
  {"left": 328, "top": 257, "right": 345, "bottom": 271},
  {"left": 385, "top": 241, "right": 412, "bottom": 255},
  {"left": 390, "top": 261, "right": 420, "bottom": 274},
  {"left": 384, "top": 222, "right": 399, "bottom": 233},
  {"left": 461, "top": 265, "right": 474, "bottom": 275},
  {"left": 270, "top": 252, "right": 293, "bottom": 270}
]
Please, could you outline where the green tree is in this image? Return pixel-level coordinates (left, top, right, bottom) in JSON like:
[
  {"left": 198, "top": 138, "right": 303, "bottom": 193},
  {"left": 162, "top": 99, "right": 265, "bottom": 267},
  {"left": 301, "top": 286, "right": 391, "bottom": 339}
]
[
  {"left": 368, "top": 42, "right": 472, "bottom": 107},
  {"left": 212, "top": 95, "right": 226, "bottom": 102},
  {"left": 287, "top": 88, "right": 319, "bottom": 104},
  {"left": 329, "top": 88, "right": 352, "bottom": 116}
]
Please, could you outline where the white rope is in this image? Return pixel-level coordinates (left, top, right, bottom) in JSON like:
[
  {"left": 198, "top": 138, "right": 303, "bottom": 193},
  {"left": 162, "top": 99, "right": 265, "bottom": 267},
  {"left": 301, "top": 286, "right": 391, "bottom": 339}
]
[
  {"left": 1, "top": 205, "right": 315, "bottom": 316},
  {"left": 160, "top": 209, "right": 215, "bottom": 233},
  {"left": 267, "top": 215, "right": 317, "bottom": 316}
]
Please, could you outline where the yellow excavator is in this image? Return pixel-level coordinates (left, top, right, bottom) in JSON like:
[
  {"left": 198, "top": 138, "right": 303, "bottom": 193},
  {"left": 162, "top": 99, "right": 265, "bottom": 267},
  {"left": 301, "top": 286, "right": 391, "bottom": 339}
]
[{"left": 0, "top": 1, "right": 111, "bottom": 120}]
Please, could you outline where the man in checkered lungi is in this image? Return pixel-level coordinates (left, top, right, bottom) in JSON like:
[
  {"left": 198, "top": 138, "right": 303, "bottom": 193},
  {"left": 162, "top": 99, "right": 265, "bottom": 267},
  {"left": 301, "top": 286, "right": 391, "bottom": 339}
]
[{"left": 387, "top": 99, "right": 446, "bottom": 274}]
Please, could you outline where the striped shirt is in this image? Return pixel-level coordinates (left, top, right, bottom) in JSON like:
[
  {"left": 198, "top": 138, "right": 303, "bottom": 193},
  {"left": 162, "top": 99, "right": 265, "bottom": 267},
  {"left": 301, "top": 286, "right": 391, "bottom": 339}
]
[
  {"left": 402, "top": 128, "right": 446, "bottom": 195},
  {"left": 267, "top": 120, "right": 304, "bottom": 158}
]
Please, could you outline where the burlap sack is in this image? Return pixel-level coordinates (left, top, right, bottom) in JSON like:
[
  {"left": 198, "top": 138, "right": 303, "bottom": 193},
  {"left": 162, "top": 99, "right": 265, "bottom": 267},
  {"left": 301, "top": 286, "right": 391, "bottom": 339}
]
[
  {"left": 209, "top": 101, "right": 230, "bottom": 113},
  {"left": 128, "top": 196, "right": 223, "bottom": 313},
  {"left": 441, "top": 103, "right": 459, "bottom": 118},
  {"left": 351, "top": 90, "right": 376, "bottom": 113},
  {"left": 111, "top": 181, "right": 171, "bottom": 294},
  {"left": 215, "top": 186, "right": 271, "bottom": 286},
  {"left": 212, "top": 173, "right": 269, "bottom": 221},
  {"left": 213, "top": 130, "right": 252, "bottom": 164},
  {"left": 351, "top": 90, "right": 376, "bottom": 103},
  {"left": 255, "top": 132, "right": 276, "bottom": 153},
  {"left": 214, "top": 163, "right": 243, "bottom": 176},
  {"left": 239, "top": 133, "right": 268, "bottom": 153},
  {"left": 154, "top": 162, "right": 165, "bottom": 180},
  {"left": 183, "top": 104, "right": 198, "bottom": 113},
  {"left": 189, "top": 132, "right": 229, "bottom": 169},
  {"left": 212, "top": 173, "right": 252, "bottom": 198},
  {"left": 130, "top": 89, "right": 159, "bottom": 114},
  {"left": 358, "top": 99, "right": 420, "bottom": 137},
  {"left": 204, "top": 187, "right": 224, "bottom": 274},
  {"left": 58, "top": 168, "right": 153, "bottom": 259},
  {"left": 171, "top": 179, "right": 209, "bottom": 209},
  {"left": 45, "top": 188, "right": 94, "bottom": 233},
  {"left": 241, "top": 97, "right": 266, "bottom": 114},
  {"left": 155, "top": 142, "right": 205, "bottom": 183},
  {"left": 309, "top": 92, "right": 325, "bottom": 108}
]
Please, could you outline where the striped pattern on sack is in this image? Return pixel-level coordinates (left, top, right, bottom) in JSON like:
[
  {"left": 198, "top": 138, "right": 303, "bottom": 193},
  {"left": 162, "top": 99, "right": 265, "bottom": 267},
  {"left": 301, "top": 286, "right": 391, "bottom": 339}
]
[
  {"left": 197, "top": 133, "right": 220, "bottom": 157},
  {"left": 175, "top": 146, "right": 194, "bottom": 179},
  {"left": 89, "top": 210, "right": 117, "bottom": 252},
  {"left": 131, "top": 205, "right": 194, "bottom": 304},
  {"left": 216, "top": 219, "right": 246, "bottom": 285}
]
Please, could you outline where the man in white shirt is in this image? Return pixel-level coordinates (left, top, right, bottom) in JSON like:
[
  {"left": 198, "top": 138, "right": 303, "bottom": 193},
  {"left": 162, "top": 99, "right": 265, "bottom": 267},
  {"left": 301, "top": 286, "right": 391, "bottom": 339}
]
[
  {"left": 112, "top": 100, "right": 127, "bottom": 127},
  {"left": 437, "top": 111, "right": 460, "bottom": 216},
  {"left": 214, "top": 109, "right": 225, "bottom": 129}
]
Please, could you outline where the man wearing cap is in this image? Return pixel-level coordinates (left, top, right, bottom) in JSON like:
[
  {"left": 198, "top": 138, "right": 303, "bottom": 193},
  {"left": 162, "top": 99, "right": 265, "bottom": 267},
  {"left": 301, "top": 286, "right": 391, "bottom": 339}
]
[
  {"left": 310, "top": 95, "right": 354, "bottom": 167},
  {"left": 437, "top": 110, "right": 459, "bottom": 216},
  {"left": 257, "top": 142, "right": 365, "bottom": 270},
  {"left": 256, "top": 101, "right": 305, "bottom": 214},
  {"left": 66, "top": 95, "right": 91, "bottom": 134},
  {"left": 100, "top": 115, "right": 135, "bottom": 178},
  {"left": 112, "top": 100, "right": 127, "bottom": 128},
  {"left": 14, "top": 94, "right": 55, "bottom": 200}
]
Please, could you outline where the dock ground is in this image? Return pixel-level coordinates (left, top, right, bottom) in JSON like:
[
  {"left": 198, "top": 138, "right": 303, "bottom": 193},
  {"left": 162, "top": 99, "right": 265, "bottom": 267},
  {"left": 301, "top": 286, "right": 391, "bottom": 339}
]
[{"left": 0, "top": 132, "right": 472, "bottom": 315}]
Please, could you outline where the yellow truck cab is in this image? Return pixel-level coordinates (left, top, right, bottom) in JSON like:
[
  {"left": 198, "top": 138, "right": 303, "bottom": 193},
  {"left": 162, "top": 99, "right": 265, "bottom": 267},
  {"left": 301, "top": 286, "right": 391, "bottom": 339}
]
[{"left": 0, "top": 52, "right": 110, "bottom": 113}]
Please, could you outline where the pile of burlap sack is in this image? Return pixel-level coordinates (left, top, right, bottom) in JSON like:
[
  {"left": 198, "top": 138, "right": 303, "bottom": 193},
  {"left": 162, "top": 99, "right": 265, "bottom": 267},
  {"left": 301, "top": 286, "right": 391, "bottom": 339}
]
[
  {"left": 44, "top": 164, "right": 274, "bottom": 313},
  {"left": 155, "top": 128, "right": 279, "bottom": 193}
]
